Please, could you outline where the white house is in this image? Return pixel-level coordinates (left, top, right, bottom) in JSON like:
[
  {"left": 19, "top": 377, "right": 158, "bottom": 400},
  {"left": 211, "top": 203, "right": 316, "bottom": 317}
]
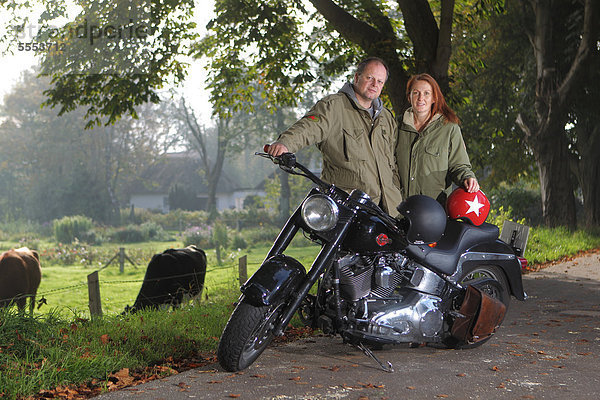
[{"left": 126, "top": 152, "right": 265, "bottom": 213}]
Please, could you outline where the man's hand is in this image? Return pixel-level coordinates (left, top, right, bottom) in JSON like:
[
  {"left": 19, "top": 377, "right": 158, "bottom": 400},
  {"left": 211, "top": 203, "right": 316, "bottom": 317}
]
[
  {"left": 267, "top": 142, "right": 289, "bottom": 157},
  {"left": 463, "top": 177, "right": 480, "bottom": 193}
]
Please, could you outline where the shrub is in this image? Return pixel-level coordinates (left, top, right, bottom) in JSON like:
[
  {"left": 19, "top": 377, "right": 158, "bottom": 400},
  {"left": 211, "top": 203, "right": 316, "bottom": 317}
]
[
  {"left": 243, "top": 226, "right": 280, "bottom": 247},
  {"left": 488, "top": 184, "right": 542, "bottom": 226},
  {"left": 231, "top": 233, "right": 248, "bottom": 249},
  {"left": 182, "top": 225, "right": 213, "bottom": 248},
  {"left": 53, "top": 215, "right": 94, "bottom": 244},
  {"left": 140, "top": 221, "right": 169, "bottom": 241},
  {"left": 220, "top": 208, "right": 276, "bottom": 230},
  {"left": 109, "top": 225, "right": 146, "bottom": 243}
]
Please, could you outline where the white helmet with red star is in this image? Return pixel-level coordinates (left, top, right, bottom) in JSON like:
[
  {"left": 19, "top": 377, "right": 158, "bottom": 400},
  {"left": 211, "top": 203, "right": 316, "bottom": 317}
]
[{"left": 446, "top": 187, "right": 490, "bottom": 226}]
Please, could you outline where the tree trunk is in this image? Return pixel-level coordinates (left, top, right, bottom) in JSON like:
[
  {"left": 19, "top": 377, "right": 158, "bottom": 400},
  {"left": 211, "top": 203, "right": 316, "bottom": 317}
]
[
  {"left": 310, "top": 0, "right": 453, "bottom": 115},
  {"left": 206, "top": 119, "right": 229, "bottom": 218},
  {"left": 516, "top": 0, "right": 597, "bottom": 229},
  {"left": 575, "top": 125, "right": 600, "bottom": 227},
  {"left": 276, "top": 108, "right": 290, "bottom": 225},
  {"left": 530, "top": 124, "right": 576, "bottom": 228}
]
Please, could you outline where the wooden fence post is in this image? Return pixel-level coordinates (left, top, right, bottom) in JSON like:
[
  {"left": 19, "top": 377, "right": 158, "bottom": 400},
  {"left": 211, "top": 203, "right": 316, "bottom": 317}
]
[
  {"left": 119, "top": 247, "right": 125, "bottom": 273},
  {"left": 239, "top": 255, "right": 247, "bottom": 286},
  {"left": 87, "top": 271, "right": 103, "bottom": 319}
]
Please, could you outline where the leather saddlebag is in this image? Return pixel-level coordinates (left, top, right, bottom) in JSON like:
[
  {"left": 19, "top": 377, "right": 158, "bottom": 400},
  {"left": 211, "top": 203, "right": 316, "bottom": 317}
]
[{"left": 451, "top": 285, "right": 507, "bottom": 343}]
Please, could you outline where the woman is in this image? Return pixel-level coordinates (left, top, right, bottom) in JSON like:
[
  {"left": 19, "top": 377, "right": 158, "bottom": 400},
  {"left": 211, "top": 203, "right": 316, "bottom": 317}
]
[{"left": 395, "top": 73, "right": 479, "bottom": 205}]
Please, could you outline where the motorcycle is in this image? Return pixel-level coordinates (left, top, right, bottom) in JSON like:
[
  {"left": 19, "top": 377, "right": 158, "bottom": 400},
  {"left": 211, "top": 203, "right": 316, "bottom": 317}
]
[{"left": 217, "top": 148, "right": 527, "bottom": 372}]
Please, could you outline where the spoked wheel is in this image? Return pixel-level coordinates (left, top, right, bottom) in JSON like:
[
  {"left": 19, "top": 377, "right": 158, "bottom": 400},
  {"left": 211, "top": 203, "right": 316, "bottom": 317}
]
[
  {"left": 444, "top": 265, "right": 511, "bottom": 349},
  {"left": 460, "top": 265, "right": 510, "bottom": 310},
  {"left": 217, "top": 301, "right": 284, "bottom": 372}
]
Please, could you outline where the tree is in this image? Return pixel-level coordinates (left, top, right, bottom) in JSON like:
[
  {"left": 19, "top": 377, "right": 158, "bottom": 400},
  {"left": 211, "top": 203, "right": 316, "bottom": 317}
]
[
  {"left": 1, "top": 0, "right": 198, "bottom": 128},
  {"left": 0, "top": 69, "right": 175, "bottom": 223},
  {"left": 451, "top": 1, "right": 537, "bottom": 187},
  {"left": 199, "top": 0, "right": 479, "bottom": 117},
  {"left": 570, "top": 45, "right": 600, "bottom": 227},
  {"left": 515, "top": 0, "right": 599, "bottom": 228}
]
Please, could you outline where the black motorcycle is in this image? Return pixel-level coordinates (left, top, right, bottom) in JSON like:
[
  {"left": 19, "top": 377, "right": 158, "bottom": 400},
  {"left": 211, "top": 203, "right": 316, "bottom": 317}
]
[{"left": 217, "top": 149, "right": 526, "bottom": 372}]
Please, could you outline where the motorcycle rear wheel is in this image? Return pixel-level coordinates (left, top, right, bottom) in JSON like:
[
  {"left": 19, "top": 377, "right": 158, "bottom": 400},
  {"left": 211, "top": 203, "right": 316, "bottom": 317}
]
[
  {"left": 444, "top": 265, "right": 510, "bottom": 349},
  {"left": 460, "top": 264, "right": 510, "bottom": 309},
  {"left": 217, "top": 301, "right": 284, "bottom": 372}
]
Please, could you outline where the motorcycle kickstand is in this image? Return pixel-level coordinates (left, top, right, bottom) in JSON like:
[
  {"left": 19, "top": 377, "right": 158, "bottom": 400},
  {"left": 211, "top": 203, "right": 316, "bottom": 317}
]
[{"left": 354, "top": 342, "right": 394, "bottom": 373}]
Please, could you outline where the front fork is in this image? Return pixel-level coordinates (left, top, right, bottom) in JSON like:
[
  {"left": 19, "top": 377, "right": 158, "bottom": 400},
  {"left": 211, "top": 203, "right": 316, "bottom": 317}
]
[{"left": 271, "top": 213, "right": 356, "bottom": 336}]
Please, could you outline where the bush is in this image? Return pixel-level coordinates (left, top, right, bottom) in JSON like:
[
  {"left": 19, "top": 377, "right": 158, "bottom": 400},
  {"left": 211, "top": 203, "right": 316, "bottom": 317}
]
[
  {"left": 243, "top": 226, "right": 281, "bottom": 247},
  {"left": 53, "top": 215, "right": 94, "bottom": 244},
  {"left": 231, "top": 233, "right": 248, "bottom": 249},
  {"left": 182, "top": 225, "right": 213, "bottom": 248},
  {"left": 109, "top": 225, "right": 146, "bottom": 243},
  {"left": 488, "top": 184, "right": 542, "bottom": 226},
  {"left": 140, "top": 221, "right": 170, "bottom": 241},
  {"left": 220, "top": 208, "right": 276, "bottom": 230}
]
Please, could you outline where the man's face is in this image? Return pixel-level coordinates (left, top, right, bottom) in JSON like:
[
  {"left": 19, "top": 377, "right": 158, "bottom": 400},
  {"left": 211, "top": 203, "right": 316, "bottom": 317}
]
[{"left": 353, "top": 61, "right": 387, "bottom": 107}]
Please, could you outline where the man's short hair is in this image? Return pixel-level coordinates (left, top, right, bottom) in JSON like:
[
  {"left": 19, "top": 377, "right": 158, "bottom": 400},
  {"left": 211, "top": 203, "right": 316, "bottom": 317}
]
[{"left": 356, "top": 57, "right": 389, "bottom": 81}]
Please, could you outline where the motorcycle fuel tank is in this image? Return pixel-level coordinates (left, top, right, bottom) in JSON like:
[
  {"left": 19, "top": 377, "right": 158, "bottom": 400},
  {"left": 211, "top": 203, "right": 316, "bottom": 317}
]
[{"left": 342, "top": 213, "right": 408, "bottom": 253}]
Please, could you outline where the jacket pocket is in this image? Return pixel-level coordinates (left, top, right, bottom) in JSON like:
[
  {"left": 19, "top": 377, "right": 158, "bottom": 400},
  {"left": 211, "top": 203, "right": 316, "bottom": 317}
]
[{"left": 343, "top": 128, "right": 368, "bottom": 161}]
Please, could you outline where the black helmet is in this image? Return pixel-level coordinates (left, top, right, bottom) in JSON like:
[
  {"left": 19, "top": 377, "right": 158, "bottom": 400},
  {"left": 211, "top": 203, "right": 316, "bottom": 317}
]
[{"left": 397, "top": 195, "right": 447, "bottom": 244}]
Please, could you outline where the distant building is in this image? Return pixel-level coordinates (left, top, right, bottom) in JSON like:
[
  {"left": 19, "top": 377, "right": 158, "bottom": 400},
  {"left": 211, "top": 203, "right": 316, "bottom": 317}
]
[{"left": 125, "top": 152, "right": 265, "bottom": 213}]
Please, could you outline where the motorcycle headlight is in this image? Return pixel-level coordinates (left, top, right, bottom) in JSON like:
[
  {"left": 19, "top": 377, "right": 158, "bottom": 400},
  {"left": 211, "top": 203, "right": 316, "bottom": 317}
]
[{"left": 301, "top": 194, "right": 339, "bottom": 232}]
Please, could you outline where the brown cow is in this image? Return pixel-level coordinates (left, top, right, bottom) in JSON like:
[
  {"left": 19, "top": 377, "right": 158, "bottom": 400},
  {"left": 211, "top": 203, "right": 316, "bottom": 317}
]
[{"left": 0, "top": 247, "right": 42, "bottom": 313}]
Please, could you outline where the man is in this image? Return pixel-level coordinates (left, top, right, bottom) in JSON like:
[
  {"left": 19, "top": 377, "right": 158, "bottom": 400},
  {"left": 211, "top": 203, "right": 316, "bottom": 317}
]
[{"left": 267, "top": 57, "right": 403, "bottom": 216}]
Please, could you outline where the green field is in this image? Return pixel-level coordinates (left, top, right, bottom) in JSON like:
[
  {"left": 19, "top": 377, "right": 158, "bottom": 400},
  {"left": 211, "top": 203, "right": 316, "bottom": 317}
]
[{"left": 22, "top": 241, "right": 320, "bottom": 317}]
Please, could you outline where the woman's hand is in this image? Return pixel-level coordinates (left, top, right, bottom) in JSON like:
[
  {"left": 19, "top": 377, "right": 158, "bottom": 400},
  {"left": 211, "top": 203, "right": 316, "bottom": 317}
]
[{"left": 463, "top": 177, "right": 480, "bottom": 193}]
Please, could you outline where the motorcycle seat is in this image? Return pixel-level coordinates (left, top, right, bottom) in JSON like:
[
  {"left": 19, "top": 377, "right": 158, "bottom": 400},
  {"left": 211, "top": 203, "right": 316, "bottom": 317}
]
[{"left": 405, "top": 220, "right": 500, "bottom": 275}]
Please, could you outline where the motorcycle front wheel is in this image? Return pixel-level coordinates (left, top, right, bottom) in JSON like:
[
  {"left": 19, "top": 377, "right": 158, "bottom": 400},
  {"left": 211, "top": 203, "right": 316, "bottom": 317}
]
[{"left": 217, "top": 300, "right": 284, "bottom": 372}]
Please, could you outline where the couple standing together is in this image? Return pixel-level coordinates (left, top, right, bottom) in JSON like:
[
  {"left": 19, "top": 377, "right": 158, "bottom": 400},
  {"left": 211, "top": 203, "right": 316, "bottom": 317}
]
[{"left": 267, "top": 57, "right": 479, "bottom": 217}]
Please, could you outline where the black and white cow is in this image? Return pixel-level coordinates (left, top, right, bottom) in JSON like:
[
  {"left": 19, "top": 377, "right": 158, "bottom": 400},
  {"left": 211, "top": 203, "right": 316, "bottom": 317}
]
[{"left": 126, "top": 245, "right": 207, "bottom": 312}]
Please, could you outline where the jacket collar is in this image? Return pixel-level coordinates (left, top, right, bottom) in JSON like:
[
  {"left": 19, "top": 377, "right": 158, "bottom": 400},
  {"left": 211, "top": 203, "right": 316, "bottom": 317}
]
[
  {"left": 402, "top": 108, "right": 443, "bottom": 133},
  {"left": 339, "top": 82, "right": 383, "bottom": 119}
]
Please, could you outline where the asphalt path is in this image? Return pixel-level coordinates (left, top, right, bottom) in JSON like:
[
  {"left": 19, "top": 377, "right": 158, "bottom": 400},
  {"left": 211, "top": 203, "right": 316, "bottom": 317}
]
[{"left": 93, "top": 250, "right": 600, "bottom": 400}]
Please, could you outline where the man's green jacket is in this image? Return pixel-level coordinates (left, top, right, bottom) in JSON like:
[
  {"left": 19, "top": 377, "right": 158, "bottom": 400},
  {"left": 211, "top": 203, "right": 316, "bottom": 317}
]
[{"left": 276, "top": 84, "right": 403, "bottom": 216}]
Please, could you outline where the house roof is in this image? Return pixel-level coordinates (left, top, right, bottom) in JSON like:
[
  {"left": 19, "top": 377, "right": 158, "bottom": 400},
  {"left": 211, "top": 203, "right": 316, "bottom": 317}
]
[{"left": 126, "top": 152, "right": 239, "bottom": 195}]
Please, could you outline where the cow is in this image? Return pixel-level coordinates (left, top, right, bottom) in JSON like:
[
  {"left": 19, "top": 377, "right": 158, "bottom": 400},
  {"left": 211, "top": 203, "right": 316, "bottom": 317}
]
[
  {"left": 0, "top": 247, "right": 42, "bottom": 313},
  {"left": 125, "top": 245, "right": 207, "bottom": 312}
]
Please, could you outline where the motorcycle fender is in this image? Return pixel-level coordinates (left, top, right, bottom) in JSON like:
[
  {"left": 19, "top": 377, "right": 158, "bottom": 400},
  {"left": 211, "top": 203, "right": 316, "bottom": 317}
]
[
  {"left": 465, "top": 240, "right": 526, "bottom": 301},
  {"left": 241, "top": 254, "right": 306, "bottom": 307}
]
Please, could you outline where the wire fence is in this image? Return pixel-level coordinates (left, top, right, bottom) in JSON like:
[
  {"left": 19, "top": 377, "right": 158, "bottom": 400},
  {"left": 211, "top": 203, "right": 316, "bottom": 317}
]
[{"left": 2, "top": 254, "right": 264, "bottom": 316}]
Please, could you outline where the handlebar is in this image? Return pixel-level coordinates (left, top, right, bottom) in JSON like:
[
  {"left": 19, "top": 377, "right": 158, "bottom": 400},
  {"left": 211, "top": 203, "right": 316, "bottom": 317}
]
[{"left": 257, "top": 145, "right": 400, "bottom": 232}]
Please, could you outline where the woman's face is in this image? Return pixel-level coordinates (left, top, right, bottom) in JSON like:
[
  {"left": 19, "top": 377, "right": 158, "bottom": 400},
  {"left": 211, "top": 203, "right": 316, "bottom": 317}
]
[{"left": 410, "top": 80, "right": 434, "bottom": 116}]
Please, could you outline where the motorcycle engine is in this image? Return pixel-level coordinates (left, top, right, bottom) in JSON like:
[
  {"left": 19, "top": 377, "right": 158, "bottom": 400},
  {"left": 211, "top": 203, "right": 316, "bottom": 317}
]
[{"left": 335, "top": 253, "right": 447, "bottom": 344}]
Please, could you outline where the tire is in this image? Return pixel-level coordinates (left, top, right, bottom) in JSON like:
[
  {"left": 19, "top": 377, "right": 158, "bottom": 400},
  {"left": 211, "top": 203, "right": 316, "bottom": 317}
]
[
  {"left": 459, "top": 265, "right": 510, "bottom": 310},
  {"left": 217, "top": 301, "right": 284, "bottom": 372},
  {"left": 444, "top": 265, "right": 510, "bottom": 349}
]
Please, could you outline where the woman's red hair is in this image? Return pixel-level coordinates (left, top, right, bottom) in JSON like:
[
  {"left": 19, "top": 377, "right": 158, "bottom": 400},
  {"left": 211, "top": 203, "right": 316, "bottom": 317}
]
[{"left": 406, "top": 73, "right": 459, "bottom": 126}]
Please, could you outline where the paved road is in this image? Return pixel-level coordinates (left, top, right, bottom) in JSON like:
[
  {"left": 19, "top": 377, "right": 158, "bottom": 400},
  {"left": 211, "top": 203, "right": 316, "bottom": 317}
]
[{"left": 94, "top": 251, "right": 600, "bottom": 400}]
